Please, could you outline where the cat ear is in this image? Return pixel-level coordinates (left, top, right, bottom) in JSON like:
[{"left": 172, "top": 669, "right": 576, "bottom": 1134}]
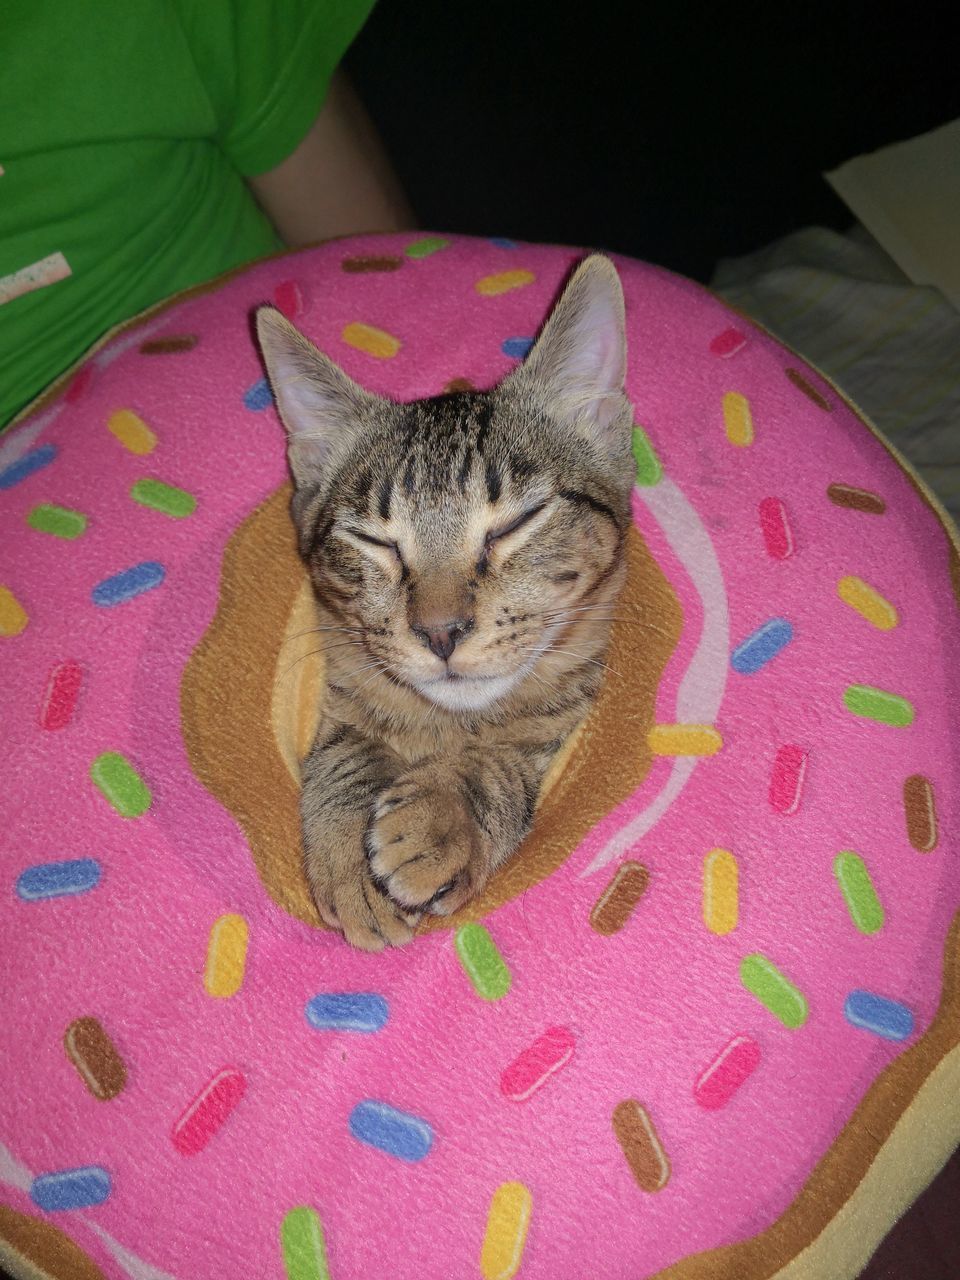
[
  {"left": 255, "top": 307, "right": 376, "bottom": 488},
  {"left": 508, "top": 254, "right": 630, "bottom": 446}
]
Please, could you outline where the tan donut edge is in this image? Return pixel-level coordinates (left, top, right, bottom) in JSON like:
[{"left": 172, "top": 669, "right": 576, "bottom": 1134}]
[{"left": 0, "top": 1205, "right": 106, "bottom": 1280}]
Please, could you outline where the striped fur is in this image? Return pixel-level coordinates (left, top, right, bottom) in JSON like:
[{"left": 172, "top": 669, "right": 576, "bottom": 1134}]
[{"left": 257, "top": 256, "right": 634, "bottom": 949}]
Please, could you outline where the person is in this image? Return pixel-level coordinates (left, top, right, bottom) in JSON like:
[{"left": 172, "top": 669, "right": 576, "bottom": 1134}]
[{"left": 0, "top": 0, "right": 414, "bottom": 427}]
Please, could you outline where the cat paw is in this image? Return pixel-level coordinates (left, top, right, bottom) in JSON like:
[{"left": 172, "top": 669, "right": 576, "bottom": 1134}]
[
  {"left": 366, "top": 773, "right": 488, "bottom": 916},
  {"left": 304, "top": 843, "right": 419, "bottom": 952}
]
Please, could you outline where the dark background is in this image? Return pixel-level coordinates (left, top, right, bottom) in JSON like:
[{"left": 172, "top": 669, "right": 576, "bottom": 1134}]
[
  {"left": 347, "top": 0, "right": 958, "bottom": 281},
  {"left": 347, "top": 4, "right": 960, "bottom": 1278}
]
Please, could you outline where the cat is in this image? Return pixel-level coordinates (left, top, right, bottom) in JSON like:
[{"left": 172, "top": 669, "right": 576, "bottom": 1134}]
[{"left": 255, "top": 254, "right": 634, "bottom": 950}]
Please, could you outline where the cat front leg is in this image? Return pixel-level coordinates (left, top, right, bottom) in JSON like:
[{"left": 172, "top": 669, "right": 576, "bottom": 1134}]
[
  {"left": 301, "top": 722, "right": 418, "bottom": 951},
  {"left": 366, "top": 745, "right": 548, "bottom": 918}
]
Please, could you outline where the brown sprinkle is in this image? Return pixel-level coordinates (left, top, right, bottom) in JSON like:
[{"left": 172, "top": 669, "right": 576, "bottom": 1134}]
[
  {"left": 443, "top": 377, "right": 476, "bottom": 394},
  {"left": 139, "top": 335, "right": 198, "bottom": 355},
  {"left": 612, "top": 1099, "right": 671, "bottom": 1191},
  {"left": 590, "top": 861, "right": 649, "bottom": 935},
  {"left": 341, "top": 256, "right": 404, "bottom": 274},
  {"left": 786, "top": 367, "right": 832, "bottom": 411},
  {"left": 64, "top": 1016, "right": 127, "bottom": 1101},
  {"left": 827, "top": 483, "right": 887, "bottom": 515},
  {"left": 904, "top": 774, "right": 938, "bottom": 852}
]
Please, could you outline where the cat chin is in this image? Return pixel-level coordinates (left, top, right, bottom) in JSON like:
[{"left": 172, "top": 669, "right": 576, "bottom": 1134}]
[{"left": 415, "top": 671, "right": 521, "bottom": 712}]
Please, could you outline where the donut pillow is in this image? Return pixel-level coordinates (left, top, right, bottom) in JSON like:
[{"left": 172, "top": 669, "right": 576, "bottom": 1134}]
[{"left": 2, "top": 232, "right": 959, "bottom": 1280}]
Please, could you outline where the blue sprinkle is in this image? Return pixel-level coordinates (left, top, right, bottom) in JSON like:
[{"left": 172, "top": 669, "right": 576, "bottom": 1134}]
[
  {"left": 502, "top": 337, "right": 534, "bottom": 360},
  {"left": 16, "top": 858, "right": 101, "bottom": 901},
  {"left": 731, "top": 618, "right": 794, "bottom": 675},
  {"left": 0, "top": 444, "right": 57, "bottom": 491},
  {"left": 306, "top": 993, "right": 389, "bottom": 1033},
  {"left": 348, "top": 1100, "right": 434, "bottom": 1162},
  {"left": 31, "top": 1166, "right": 111, "bottom": 1212},
  {"left": 490, "top": 237, "right": 517, "bottom": 249},
  {"left": 844, "top": 990, "right": 915, "bottom": 1041},
  {"left": 244, "top": 377, "right": 274, "bottom": 411},
  {"left": 92, "top": 561, "right": 165, "bottom": 607}
]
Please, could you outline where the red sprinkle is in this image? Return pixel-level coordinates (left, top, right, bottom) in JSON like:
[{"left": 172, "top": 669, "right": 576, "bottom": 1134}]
[
  {"left": 65, "top": 366, "right": 94, "bottom": 404},
  {"left": 172, "top": 1067, "right": 246, "bottom": 1156},
  {"left": 274, "top": 281, "right": 305, "bottom": 320},
  {"left": 769, "top": 744, "right": 809, "bottom": 816},
  {"left": 39, "top": 660, "right": 83, "bottom": 730},
  {"left": 500, "top": 1026, "right": 576, "bottom": 1101},
  {"left": 709, "top": 328, "right": 747, "bottom": 358},
  {"left": 758, "top": 497, "right": 795, "bottom": 560},
  {"left": 694, "top": 1035, "right": 761, "bottom": 1110}
]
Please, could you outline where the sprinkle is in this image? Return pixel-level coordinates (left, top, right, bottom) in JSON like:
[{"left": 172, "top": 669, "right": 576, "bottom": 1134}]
[
  {"left": 722, "top": 390, "right": 753, "bottom": 446},
  {"left": 65, "top": 366, "right": 94, "bottom": 403},
  {"left": 39, "top": 660, "right": 83, "bottom": 730},
  {"left": 31, "top": 1167, "right": 111, "bottom": 1212},
  {"left": 844, "top": 990, "right": 914, "bottom": 1041},
  {"left": 844, "top": 684, "right": 914, "bottom": 727},
  {"left": 26, "top": 503, "right": 87, "bottom": 539},
  {"left": 405, "top": 237, "right": 449, "bottom": 259},
  {"left": 130, "top": 477, "right": 197, "bottom": 518},
  {"left": 740, "top": 954, "right": 808, "bottom": 1028},
  {"left": 305, "top": 993, "right": 389, "bottom": 1033},
  {"left": 281, "top": 1206, "right": 331, "bottom": 1280},
  {"left": 455, "top": 923, "right": 512, "bottom": 1000},
  {"left": 786, "top": 367, "right": 832, "bottom": 411},
  {"left": 475, "top": 269, "right": 536, "bottom": 296},
  {"left": 837, "top": 576, "right": 898, "bottom": 630},
  {"left": 341, "top": 256, "right": 403, "bottom": 274},
  {"left": 274, "top": 280, "right": 306, "bottom": 318},
  {"left": 444, "top": 377, "right": 476, "bottom": 393},
  {"left": 243, "top": 377, "right": 274, "bottom": 410},
  {"left": 341, "top": 322, "right": 401, "bottom": 359},
  {"left": 834, "top": 852, "right": 885, "bottom": 934},
  {"left": 480, "top": 1182, "right": 533, "bottom": 1280},
  {"left": 647, "top": 724, "right": 723, "bottom": 756},
  {"left": 92, "top": 561, "right": 165, "bottom": 607},
  {"left": 612, "top": 1100, "right": 671, "bottom": 1192},
  {"left": 702, "top": 849, "right": 738, "bottom": 935},
  {"left": 827, "top": 483, "right": 886, "bottom": 514},
  {"left": 107, "top": 409, "right": 156, "bottom": 455},
  {"left": 139, "top": 335, "right": 198, "bottom": 355},
  {"left": 90, "top": 752, "right": 152, "bottom": 818},
  {"left": 0, "top": 443, "right": 57, "bottom": 490},
  {"left": 502, "top": 337, "right": 534, "bottom": 359},
  {"left": 64, "top": 1017, "right": 127, "bottom": 1101},
  {"left": 693, "top": 1035, "right": 760, "bottom": 1109},
  {"left": 590, "top": 862, "right": 649, "bottom": 935},
  {"left": 768, "top": 744, "right": 808, "bottom": 815},
  {"left": 903, "top": 775, "right": 938, "bottom": 852},
  {"left": 709, "top": 328, "right": 747, "bottom": 357},
  {"left": 204, "top": 914, "right": 250, "bottom": 998},
  {"left": 0, "top": 585, "right": 28, "bottom": 636},
  {"left": 731, "top": 618, "right": 793, "bottom": 675},
  {"left": 16, "top": 858, "right": 101, "bottom": 901},
  {"left": 348, "top": 1100, "right": 434, "bottom": 1162},
  {"left": 631, "top": 426, "right": 662, "bottom": 486},
  {"left": 172, "top": 1068, "right": 247, "bottom": 1155},
  {"left": 500, "top": 1027, "right": 575, "bottom": 1101},
  {"left": 489, "top": 237, "right": 518, "bottom": 249},
  {"left": 758, "top": 497, "right": 795, "bottom": 559}
]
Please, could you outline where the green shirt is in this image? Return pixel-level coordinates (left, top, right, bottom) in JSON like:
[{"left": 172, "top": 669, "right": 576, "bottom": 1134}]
[{"left": 0, "top": 0, "right": 373, "bottom": 426}]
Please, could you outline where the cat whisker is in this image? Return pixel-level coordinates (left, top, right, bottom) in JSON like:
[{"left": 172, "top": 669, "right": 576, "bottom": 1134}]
[{"left": 519, "top": 645, "right": 620, "bottom": 678}]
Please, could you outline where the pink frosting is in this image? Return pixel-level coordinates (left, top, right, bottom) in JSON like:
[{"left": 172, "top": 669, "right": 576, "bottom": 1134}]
[{"left": 1, "top": 234, "right": 958, "bottom": 1280}]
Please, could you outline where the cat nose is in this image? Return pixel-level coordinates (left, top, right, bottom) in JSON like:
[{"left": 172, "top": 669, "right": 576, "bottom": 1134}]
[{"left": 412, "top": 618, "right": 473, "bottom": 661}]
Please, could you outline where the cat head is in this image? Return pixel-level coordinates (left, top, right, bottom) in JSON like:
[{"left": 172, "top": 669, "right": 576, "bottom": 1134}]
[{"left": 256, "top": 254, "right": 634, "bottom": 713}]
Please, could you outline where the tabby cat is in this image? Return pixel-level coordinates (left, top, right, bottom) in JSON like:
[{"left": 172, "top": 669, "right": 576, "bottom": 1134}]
[{"left": 256, "top": 255, "right": 634, "bottom": 949}]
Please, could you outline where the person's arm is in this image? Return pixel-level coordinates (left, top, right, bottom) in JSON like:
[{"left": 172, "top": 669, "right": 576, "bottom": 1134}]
[{"left": 248, "top": 71, "right": 415, "bottom": 245}]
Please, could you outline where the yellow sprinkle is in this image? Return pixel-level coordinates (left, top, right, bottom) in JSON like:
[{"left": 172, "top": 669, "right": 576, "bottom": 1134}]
[
  {"left": 647, "top": 724, "right": 723, "bottom": 756},
  {"left": 722, "top": 391, "right": 753, "bottom": 446},
  {"left": 480, "top": 1182, "right": 533, "bottom": 1280},
  {"left": 107, "top": 409, "right": 157, "bottom": 456},
  {"left": 0, "top": 586, "right": 28, "bottom": 637},
  {"left": 837, "top": 575, "right": 898, "bottom": 630},
  {"left": 475, "top": 269, "right": 536, "bottom": 297},
  {"left": 703, "top": 849, "right": 738, "bottom": 934},
  {"left": 204, "top": 913, "right": 249, "bottom": 997},
  {"left": 341, "top": 322, "right": 401, "bottom": 359}
]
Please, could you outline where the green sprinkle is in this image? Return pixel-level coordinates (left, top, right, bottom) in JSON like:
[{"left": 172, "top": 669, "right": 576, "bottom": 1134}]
[
  {"left": 405, "top": 236, "right": 449, "bottom": 260},
  {"left": 26, "top": 504, "right": 87, "bottom": 539},
  {"left": 740, "top": 954, "right": 808, "bottom": 1028},
  {"left": 280, "top": 1207, "right": 330, "bottom": 1280},
  {"left": 90, "top": 752, "right": 151, "bottom": 818},
  {"left": 843, "top": 684, "right": 915, "bottom": 727},
  {"left": 130, "top": 478, "right": 197, "bottom": 518},
  {"left": 631, "top": 426, "right": 662, "bottom": 486},
  {"left": 834, "top": 851, "right": 884, "bottom": 934},
  {"left": 455, "top": 922, "right": 511, "bottom": 1000}
]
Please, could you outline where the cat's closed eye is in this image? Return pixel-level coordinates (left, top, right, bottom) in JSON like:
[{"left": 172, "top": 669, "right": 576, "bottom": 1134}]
[{"left": 485, "top": 501, "right": 548, "bottom": 546}]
